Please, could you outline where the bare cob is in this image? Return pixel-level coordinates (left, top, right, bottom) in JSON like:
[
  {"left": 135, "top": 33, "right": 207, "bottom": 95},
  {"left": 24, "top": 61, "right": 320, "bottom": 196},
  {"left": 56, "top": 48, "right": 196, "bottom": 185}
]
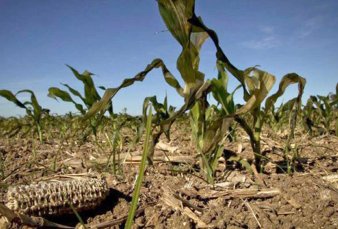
[{"left": 5, "top": 178, "right": 109, "bottom": 216}]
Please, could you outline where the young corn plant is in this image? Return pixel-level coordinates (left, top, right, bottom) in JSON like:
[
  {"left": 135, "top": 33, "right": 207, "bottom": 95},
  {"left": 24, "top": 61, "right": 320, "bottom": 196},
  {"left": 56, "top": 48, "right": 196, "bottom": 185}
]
[
  {"left": 304, "top": 85, "right": 338, "bottom": 136},
  {"left": 83, "top": 0, "right": 307, "bottom": 180},
  {"left": 0, "top": 89, "right": 47, "bottom": 142},
  {"left": 157, "top": 1, "right": 266, "bottom": 179},
  {"left": 84, "top": 0, "right": 213, "bottom": 163},
  {"left": 48, "top": 65, "right": 113, "bottom": 138},
  {"left": 141, "top": 95, "right": 177, "bottom": 162},
  {"left": 189, "top": 61, "right": 239, "bottom": 183},
  {"left": 266, "top": 100, "right": 297, "bottom": 133},
  {"left": 105, "top": 113, "right": 128, "bottom": 175},
  {"left": 189, "top": 10, "right": 306, "bottom": 172}
]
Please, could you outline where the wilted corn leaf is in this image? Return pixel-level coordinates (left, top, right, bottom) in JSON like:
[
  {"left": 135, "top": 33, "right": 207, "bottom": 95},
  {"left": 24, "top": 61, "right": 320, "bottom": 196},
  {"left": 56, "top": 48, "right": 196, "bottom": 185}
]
[
  {"left": 189, "top": 13, "right": 277, "bottom": 111},
  {"left": 188, "top": 13, "right": 248, "bottom": 99},
  {"left": 158, "top": 0, "right": 208, "bottom": 94},
  {"left": 265, "top": 73, "right": 306, "bottom": 112},
  {"left": 85, "top": 59, "right": 183, "bottom": 119},
  {"left": 191, "top": 101, "right": 233, "bottom": 183},
  {"left": 86, "top": 0, "right": 207, "bottom": 120},
  {"left": 266, "top": 73, "right": 306, "bottom": 139},
  {"left": 228, "top": 67, "right": 275, "bottom": 116},
  {"left": 158, "top": 0, "right": 193, "bottom": 46},
  {"left": 143, "top": 95, "right": 175, "bottom": 124},
  {"left": 97, "top": 85, "right": 114, "bottom": 116},
  {"left": 141, "top": 95, "right": 175, "bottom": 150},
  {"left": 210, "top": 61, "right": 240, "bottom": 115},
  {"left": 309, "top": 92, "right": 337, "bottom": 134},
  {"left": 271, "top": 99, "right": 296, "bottom": 124}
]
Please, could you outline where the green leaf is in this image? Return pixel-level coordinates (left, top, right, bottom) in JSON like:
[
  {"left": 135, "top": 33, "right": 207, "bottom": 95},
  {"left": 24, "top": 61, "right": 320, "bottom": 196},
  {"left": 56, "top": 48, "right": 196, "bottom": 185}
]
[
  {"left": 0, "top": 90, "right": 26, "bottom": 109},
  {"left": 48, "top": 87, "right": 73, "bottom": 102},
  {"left": 143, "top": 96, "right": 167, "bottom": 122},
  {"left": 85, "top": 59, "right": 183, "bottom": 119},
  {"left": 17, "top": 90, "right": 42, "bottom": 120},
  {"left": 125, "top": 105, "right": 153, "bottom": 229},
  {"left": 61, "top": 83, "right": 87, "bottom": 106},
  {"left": 158, "top": 0, "right": 194, "bottom": 46},
  {"left": 66, "top": 65, "right": 101, "bottom": 107},
  {"left": 210, "top": 62, "right": 241, "bottom": 115},
  {"left": 48, "top": 87, "right": 85, "bottom": 114}
]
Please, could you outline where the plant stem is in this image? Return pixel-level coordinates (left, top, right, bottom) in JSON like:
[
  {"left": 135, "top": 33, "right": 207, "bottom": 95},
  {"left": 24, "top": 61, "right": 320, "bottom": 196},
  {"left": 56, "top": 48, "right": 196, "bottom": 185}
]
[
  {"left": 125, "top": 106, "right": 152, "bottom": 229},
  {"left": 36, "top": 123, "right": 43, "bottom": 143}
]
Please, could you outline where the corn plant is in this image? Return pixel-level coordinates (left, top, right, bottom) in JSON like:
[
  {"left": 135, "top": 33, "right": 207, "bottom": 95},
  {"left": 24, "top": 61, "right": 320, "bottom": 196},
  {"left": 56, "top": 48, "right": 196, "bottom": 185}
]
[
  {"left": 189, "top": 10, "right": 306, "bottom": 171},
  {"left": 83, "top": 0, "right": 307, "bottom": 181},
  {"left": 189, "top": 62, "right": 238, "bottom": 183},
  {"left": 303, "top": 84, "right": 338, "bottom": 136},
  {"left": 0, "top": 89, "right": 47, "bottom": 142},
  {"left": 48, "top": 65, "right": 113, "bottom": 137},
  {"left": 141, "top": 95, "right": 174, "bottom": 160},
  {"left": 161, "top": 0, "right": 277, "bottom": 181},
  {"left": 105, "top": 113, "right": 129, "bottom": 175},
  {"left": 302, "top": 98, "right": 316, "bottom": 135},
  {"left": 265, "top": 99, "right": 297, "bottom": 133},
  {"left": 84, "top": 0, "right": 213, "bottom": 162}
]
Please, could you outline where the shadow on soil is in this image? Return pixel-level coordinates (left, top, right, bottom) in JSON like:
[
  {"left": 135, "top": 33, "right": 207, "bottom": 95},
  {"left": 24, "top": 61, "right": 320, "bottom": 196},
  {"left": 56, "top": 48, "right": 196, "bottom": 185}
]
[{"left": 45, "top": 188, "right": 131, "bottom": 227}]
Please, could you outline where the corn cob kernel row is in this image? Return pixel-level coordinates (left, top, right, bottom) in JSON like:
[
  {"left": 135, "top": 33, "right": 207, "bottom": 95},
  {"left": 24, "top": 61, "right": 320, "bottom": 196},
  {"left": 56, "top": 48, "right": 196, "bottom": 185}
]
[{"left": 5, "top": 178, "right": 109, "bottom": 216}]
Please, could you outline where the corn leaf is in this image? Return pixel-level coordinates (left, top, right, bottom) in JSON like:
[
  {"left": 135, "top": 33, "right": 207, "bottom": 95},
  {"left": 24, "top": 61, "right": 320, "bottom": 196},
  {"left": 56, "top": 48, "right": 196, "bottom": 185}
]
[
  {"left": 0, "top": 90, "right": 26, "bottom": 109},
  {"left": 189, "top": 13, "right": 277, "bottom": 111},
  {"left": 211, "top": 61, "right": 240, "bottom": 115},
  {"left": 17, "top": 90, "right": 42, "bottom": 120},
  {"left": 85, "top": 59, "right": 183, "bottom": 119},
  {"left": 61, "top": 83, "right": 87, "bottom": 106},
  {"left": 66, "top": 65, "right": 101, "bottom": 107},
  {"left": 188, "top": 13, "right": 248, "bottom": 99},
  {"left": 235, "top": 67, "right": 276, "bottom": 115},
  {"left": 48, "top": 87, "right": 85, "bottom": 114},
  {"left": 158, "top": 0, "right": 208, "bottom": 94},
  {"left": 265, "top": 73, "right": 306, "bottom": 112},
  {"left": 98, "top": 86, "right": 114, "bottom": 116},
  {"left": 143, "top": 96, "right": 171, "bottom": 123},
  {"left": 158, "top": 0, "right": 194, "bottom": 46}
]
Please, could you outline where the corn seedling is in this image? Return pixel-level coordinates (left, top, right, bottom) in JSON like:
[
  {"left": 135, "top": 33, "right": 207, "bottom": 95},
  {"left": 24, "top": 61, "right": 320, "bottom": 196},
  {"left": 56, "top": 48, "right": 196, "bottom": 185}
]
[
  {"left": 304, "top": 84, "right": 338, "bottom": 135},
  {"left": 266, "top": 100, "right": 296, "bottom": 133},
  {"left": 141, "top": 95, "right": 178, "bottom": 162},
  {"left": 0, "top": 89, "right": 47, "bottom": 142},
  {"left": 104, "top": 114, "right": 127, "bottom": 175},
  {"left": 189, "top": 10, "right": 306, "bottom": 172},
  {"left": 84, "top": 0, "right": 213, "bottom": 164},
  {"left": 48, "top": 66, "right": 113, "bottom": 138}
]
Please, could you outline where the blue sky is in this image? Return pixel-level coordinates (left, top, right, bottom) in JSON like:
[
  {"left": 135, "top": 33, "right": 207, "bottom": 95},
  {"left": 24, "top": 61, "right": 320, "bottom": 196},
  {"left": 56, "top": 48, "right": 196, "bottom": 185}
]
[{"left": 0, "top": 0, "right": 337, "bottom": 117}]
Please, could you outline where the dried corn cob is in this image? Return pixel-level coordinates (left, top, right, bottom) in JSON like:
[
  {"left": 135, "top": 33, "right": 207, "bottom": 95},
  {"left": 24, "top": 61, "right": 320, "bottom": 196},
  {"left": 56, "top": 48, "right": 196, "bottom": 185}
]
[{"left": 5, "top": 178, "right": 109, "bottom": 216}]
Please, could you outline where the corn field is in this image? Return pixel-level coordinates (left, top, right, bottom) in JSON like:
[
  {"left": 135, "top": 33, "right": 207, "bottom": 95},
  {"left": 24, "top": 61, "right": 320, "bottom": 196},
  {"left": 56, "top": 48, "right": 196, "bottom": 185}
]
[{"left": 0, "top": 0, "right": 337, "bottom": 228}]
